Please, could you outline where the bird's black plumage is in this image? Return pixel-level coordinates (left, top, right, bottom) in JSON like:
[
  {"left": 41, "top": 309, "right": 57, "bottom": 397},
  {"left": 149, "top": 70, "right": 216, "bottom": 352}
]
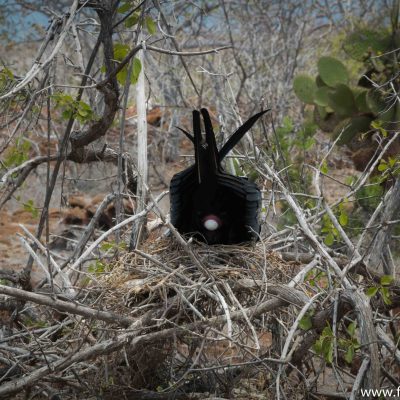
[{"left": 170, "top": 108, "right": 268, "bottom": 245}]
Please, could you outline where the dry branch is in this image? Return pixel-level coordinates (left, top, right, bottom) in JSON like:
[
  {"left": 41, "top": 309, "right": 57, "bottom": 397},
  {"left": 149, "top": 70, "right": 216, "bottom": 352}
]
[
  {"left": 0, "top": 278, "right": 309, "bottom": 397},
  {"left": 0, "top": 284, "right": 134, "bottom": 327}
]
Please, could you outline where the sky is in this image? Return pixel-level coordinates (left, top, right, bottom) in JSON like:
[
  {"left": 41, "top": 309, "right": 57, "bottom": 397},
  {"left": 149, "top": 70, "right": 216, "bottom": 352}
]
[{"left": 0, "top": 1, "right": 49, "bottom": 42}]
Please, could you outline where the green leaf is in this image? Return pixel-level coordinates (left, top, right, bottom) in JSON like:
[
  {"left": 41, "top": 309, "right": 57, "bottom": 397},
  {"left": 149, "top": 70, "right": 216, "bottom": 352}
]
[
  {"left": 131, "top": 57, "right": 142, "bottom": 84},
  {"left": 282, "top": 116, "right": 294, "bottom": 132},
  {"left": 378, "top": 160, "right": 388, "bottom": 172},
  {"left": 365, "top": 286, "right": 379, "bottom": 297},
  {"left": 321, "top": 160, "right": 328, "bottom": 174},
  {"left": 61, "top": 109, "right": 73, "bottom": 120},
  {"left": 322, "top": 325, "right": 334, "bottom": 337},
  {"left": 313, "top": 338, "right": 323, "bottom": 354},
  {"left": 114, "top": 43, "right": 130, "bottom": 61},
  {"left": 118, "top": 241, "right": 128, "bottom": 250},
  {"left": 88, "top": 260, "right": 106, "bottom": 275},
  {"left": 62, "top": 94, "right": 74, "bottom": 103},
  {"left": 78, "top": 101, "right": 92, "bottom": 111},
  {"left": 339, "top": 212, "right": 348, "bottom": 226},
  {"left": 23, "top": 199, "right": 39, "bottom": 218},
  {"left": 302, "top": 119, "right": 317, "bottom": 137},
  {"left": 100, "top": 241, "right": 126, "bottom": 252},
  {"left": 347, "top": 321, "right": 357, "bottom": 337},
  {"left": 1, "top": 67, "right": 14, "bottom": 80},
  {"left": 324, "top": 232, "right": 335, "bottom": 246},
  {"left": 371, "top": 119, "right": 389, "bottom": 137},
  {"left": 380, "top": 126, "right": 388, "bottom": 138},
  {"left": 100, "top": 242, "right": 115, "bottom": 252},
  {"left": 380, "top": 275, "right": 394, "bottom": 286},
  {"left": 117, "top": 2, "right": 132, "bottom": 13},
  {"left": 117, "top": 67, "right": 128, "bottom": 85},
  {"left": 344, "top": 345, "right": 355, "bottom": 364},
  {"left": 318, "top": 56, "right": 349, "bottom": 87},
  {"left": 388, "top": 157, "right": 397, "bottom": 168},
  {"left": 381, "top": 286, "right": 392, "bottom": 305},
  {"left": 293, "top": 75, "right": 317, "bottom": 104},
  {"left": 145, "top": 16, "right": 156, "bottom": 34},
  {"left": 125, "top": 12, "right": 140, "bottom": 28},
  {"left": 299, "top": 315, "right": 312, "bottom": 331},
  {"left": 77, "top": 109, "right": 88, "bottom": 117},
  {"left": 76, "top": 101, "right": 93, "bottom": 120},
  {"left": 371, "top": 120, "right": 381, "bottom": 129},
  {"left": 303, "top": 137, "right": 315, "bottom": 150},
  {"left": 2, "top": 138, "right": 32, "bottom": 170},
  {"left": 322, "top": 337, "right": 334, "bottom": 364}
]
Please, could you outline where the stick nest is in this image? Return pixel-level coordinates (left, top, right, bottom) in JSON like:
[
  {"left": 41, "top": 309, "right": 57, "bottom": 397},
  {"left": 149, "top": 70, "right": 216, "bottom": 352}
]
[
  {"left": 98, "top": 237, "right": 301, "bottom": 314},
  {"left": 82, "top": 237, "right": 307, "bottom": 399}
]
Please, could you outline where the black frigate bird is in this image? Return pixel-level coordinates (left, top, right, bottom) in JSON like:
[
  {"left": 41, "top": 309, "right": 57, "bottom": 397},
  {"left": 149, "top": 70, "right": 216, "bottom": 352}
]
[{"left": 170, "top": 108, "right": 269, "bottom": 245}]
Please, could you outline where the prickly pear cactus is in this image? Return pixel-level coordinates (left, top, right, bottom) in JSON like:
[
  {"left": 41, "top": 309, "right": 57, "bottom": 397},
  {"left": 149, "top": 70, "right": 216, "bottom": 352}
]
[
  {"left": 317, "top": 57, "right": 349, "bottom": 87},
  {"left": 293, "top": 75, "right": 316, "bottom": 104},
  {"left": 293, "top": 24, "right": 400, "bottom": 156}
]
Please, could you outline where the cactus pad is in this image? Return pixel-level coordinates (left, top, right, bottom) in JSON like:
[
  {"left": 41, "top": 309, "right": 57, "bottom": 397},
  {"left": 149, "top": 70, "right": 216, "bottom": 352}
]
[
  {"left": 318, "top": 57, "right": 349, "bottom": 87},
  {"left": 327, "top": 84, "right": 356, "bottom": 117},
  {"left": 294, "top": 75, "right": 317, "bottom": 104},
  {"left": 355, "top": 90, "right": 371, "bottom": 113},
  {"left": 314, "top": 87, "right": 330, "bottom": 107}
]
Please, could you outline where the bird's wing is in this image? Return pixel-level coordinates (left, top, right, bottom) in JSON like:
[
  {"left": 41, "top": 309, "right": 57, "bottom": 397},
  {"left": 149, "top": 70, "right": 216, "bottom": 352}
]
[
  {"left": 170, "top": 166, "right": 196, "bottom": 228},
  {"left": 216, "top": 172, "right": 262, "bottom": 235}
]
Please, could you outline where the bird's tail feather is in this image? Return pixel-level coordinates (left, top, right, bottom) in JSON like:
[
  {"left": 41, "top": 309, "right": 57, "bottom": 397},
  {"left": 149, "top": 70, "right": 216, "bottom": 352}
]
[
  {"left": 201, "top": 108, "right": 219, "bottom": 171},
  {"left": 218, "top": 109, "right": 270, "bottom": 161}
]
